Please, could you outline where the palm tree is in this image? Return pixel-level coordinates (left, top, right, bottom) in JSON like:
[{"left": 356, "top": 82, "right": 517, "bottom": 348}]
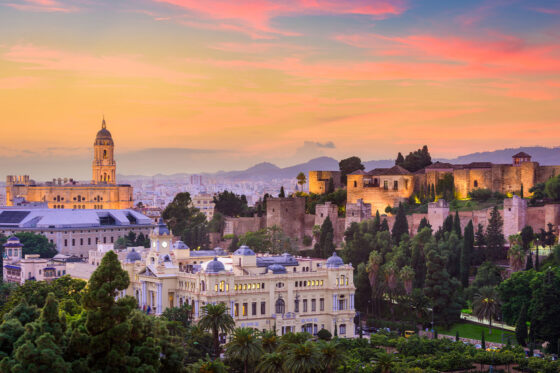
[
  {"left": 507, "top": 245, "right": 525, "bottom": 272},
  {"left": 198, "top": 303, "right": 235, "bottom": 357},
  {"left": 283, "top": 341, "right": 322, "bottom": 373},
  {"left": 187, "top": 356, "right": 228, "bottom": 373},
  {"left": 375, "top": 352, "right": 393, "bottom": 373},
  {"left": 472, "top": 286, "right": 501, "bottom": 334},
  {"left": 278, "top": 332, "right": 310, "bottom": 352},
  {"left": 256, "top": 352, "right": 285, "bottom": 373},
  {"left": 366, "top": 250, "right": 383, "bottom": 288},
  {"left": 261, "top": 330, "right": 278, "bottom": 353},
  {"left": 225, "top": 327, "right": 263, "bottom": 373},
  {"left": 318, "top": 340, "right": 346, "bottom": 373},
  {"left": 296, "top": 172, "right": 306, "bottom": 192},
  {"left": 399, "top": 265, "right": 415, "bottom": 294}
]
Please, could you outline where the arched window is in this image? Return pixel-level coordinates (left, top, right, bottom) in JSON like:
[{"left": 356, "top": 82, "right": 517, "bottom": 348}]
[
  {"left": 275, "top": 298, "right": 285, "bottom": 314},
  {"left": 474, "top": 180, "right": 478, "bottom": 188},
  {"left": 103, "top": 149, "right": 107, "bottom": 159}
]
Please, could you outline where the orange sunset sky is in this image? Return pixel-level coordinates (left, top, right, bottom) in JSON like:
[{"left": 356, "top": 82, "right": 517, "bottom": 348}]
[{"left": 0, "top": 0, "right": 559, "bottom": 178}]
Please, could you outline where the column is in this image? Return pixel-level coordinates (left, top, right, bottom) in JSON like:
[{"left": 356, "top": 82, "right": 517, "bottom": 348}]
[
  {"left": 332, "top": 295, "right": 337, "bottom": 311},
  {"left": 157, "top": 283, "right": 163, "bottom": 315},
  {"left": 350, "top": 294, "right": 354, "bottom": 310},
  {"left": 141, "top": 281, "right": 147, "bottom": 307},
  {"left": 195, "top": 300, "right": 199, "bottom": 317},
  {"left": 230, "top": 301, "right": 235, "bottom": 317}
]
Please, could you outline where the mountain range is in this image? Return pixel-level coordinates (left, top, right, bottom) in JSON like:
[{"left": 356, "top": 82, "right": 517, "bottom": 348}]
[{"left": 118, "top": 146, "right": 560, "bottom": 182}]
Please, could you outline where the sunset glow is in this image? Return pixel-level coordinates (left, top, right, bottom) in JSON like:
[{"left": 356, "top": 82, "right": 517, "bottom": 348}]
[{"left": 1, "top": 0, "right": 559, "bottom": 178}]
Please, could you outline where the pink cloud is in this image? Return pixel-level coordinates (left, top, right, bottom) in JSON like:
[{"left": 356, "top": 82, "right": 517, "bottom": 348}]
[
  {"left": 3, "top": 44, "right": 202, "bottom": 83},
  {"left": 3, "top": 0, "right": 78, "bottom": 12},
  {"left": 334, "top": 33, "right": 560, "bottom": 76},
  {"left": 153, "top": 0, "right": 407, "bottom": 37}
]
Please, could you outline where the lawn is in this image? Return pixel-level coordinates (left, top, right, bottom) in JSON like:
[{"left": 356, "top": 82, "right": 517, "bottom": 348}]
[{"left": 436, "top": 322, "right": 517, "bottom": 345}]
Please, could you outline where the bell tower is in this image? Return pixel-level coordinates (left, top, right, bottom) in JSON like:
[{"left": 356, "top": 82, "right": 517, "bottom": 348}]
[{"left": 92, "top": 117, "right": 116, "bottom": 184}]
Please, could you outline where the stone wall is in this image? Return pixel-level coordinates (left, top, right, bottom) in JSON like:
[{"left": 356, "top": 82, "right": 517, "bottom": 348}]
[
  {"left": 347, "top": 174, "right": 414, "bottom": 215},
  {"left": 266, "top": 197, "right": 306, "bottom": 240},
  {"left": 223, "top": 216, "right": 265, "bottom": 237}
]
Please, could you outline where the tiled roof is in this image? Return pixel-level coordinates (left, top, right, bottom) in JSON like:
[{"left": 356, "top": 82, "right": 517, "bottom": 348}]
[{"left": 513, "top": 152, "right": 531, "bottom": 158}]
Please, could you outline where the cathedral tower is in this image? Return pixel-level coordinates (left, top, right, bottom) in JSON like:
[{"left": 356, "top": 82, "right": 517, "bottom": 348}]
[{"left": 92, "top": 117, "right": 116, "bottom": 184}]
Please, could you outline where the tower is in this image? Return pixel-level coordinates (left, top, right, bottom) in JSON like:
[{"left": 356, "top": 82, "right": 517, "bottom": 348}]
[{"left": 92, "top": 117, "right": 116, "bottom": 184}]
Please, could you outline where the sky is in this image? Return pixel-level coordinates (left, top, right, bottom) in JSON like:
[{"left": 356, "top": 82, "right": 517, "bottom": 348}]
[{"left": 0, "top": 0, "right": 559, "bottom": 179}]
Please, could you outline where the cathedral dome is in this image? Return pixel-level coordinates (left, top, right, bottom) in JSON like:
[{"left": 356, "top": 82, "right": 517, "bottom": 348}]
[
  {"left": 233, "top": 246, "right": 255, "bottom": 256},
  {"left": 95, "top": 118, "right": 114, "bottom": 145}
]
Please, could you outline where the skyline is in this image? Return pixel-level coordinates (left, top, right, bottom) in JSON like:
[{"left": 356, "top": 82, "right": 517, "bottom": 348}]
[{"left": 1, "top": 0, "right": 559, "bottom": 178}]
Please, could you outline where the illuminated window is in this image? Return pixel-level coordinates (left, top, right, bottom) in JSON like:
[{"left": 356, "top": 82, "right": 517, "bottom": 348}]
[
  {"left": 243, "top": 284, "right": 247, "bottom": 290},
  {"left": 214, "top": 284, "right": 218, "bottom": 291},
  {"left": 252, "top": 283, "right": 256, "bottom": 290},
  {"left": 226, "top": 284, "right": 229, "bottom": 291},
  {"left": 235, "top": 303, "right": 239, "bottom": 317},
  {"left": 234, "top": 284, "right": 238, "bottom": 291},
  {"left": 256, "top": 283, "right": 260, "bottom": 289},
  {"left": 242, "top": 303, "right": 247, "bottom": 316}
]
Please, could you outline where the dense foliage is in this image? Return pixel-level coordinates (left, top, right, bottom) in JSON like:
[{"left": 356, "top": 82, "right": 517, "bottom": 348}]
[
  {"left": 395, "top": 145, "right": 432, "bottom": 173},
  {"left": 0, "top": 232, "right": 57, "bottom": 258}
]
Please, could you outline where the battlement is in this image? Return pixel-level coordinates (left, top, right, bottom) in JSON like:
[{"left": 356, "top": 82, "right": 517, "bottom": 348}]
[{"left": 6, "top": 175, "right": 31, "bottom": 186}]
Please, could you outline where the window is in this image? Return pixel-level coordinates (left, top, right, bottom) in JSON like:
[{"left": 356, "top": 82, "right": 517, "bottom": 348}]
[
  {"left": 261, "top": 301, "right": 266, "bottom": 315},
  {"left": 339, "top": 298, "right": 345, "bottom": 311},
  {"left": 311, "top": 299, "right": 316, "bottom": 312},
  {"left": 275, "top": 298, "right": 285, "bottom": 314},
  {"left": 393, "top": 180, "right": 398, "bottom": 190},
  {"left": 339, "top": 324, "right": 346, "bottom": 335},
  {"left": 353, "top": 180, "right": 357, "bottom": 188},
  {"left": 252, "top": 302, "right": 257, "bottom": 316},
  {"left": 383, "top": 180, "right": 388, "bottom": 190},
  {"left": 72, "top": 239, "right": 75, "bottom": 246},
  {"left": 320, "top": 298, "right": 324, "bottom": 311},
  {"left": 235, "top": 303, "right": 239, "bottom": 317},
  {"left": 242, "top": 303, "right": 248, "bottom": 316},
  {"left": 474, "top": 180, "right": 478, "bottom": 188},
  {"left": 294, "top": 299, "right": 299, "bottom": 313},
  {"left": 80, "top": 238, "right": 83, "bottom": 245},
  {"left": 303, "top": 299, "right": 308, "bottom": 312}
]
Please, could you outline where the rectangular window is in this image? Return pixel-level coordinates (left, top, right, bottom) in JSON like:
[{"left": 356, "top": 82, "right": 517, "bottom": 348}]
[
  {"left": 80, "top": 238, "right": 83, "bottom": 245},
  {"left": 252, "top": 302, "right": 257, "bottom": 316},
  {"left": 242, "top": 303, "right": 247, "bottom": 316},
  {"left": 234, "top": 303, "right": 239, "bottom": 317},
  {"left": 340, "top": 324, "right": 346, "bottom": 335},
  {"left": 303, "top": 299, "right": 308, "bottom": 313},
  {"left": 88, "top": 238, "right": 91, "bottom": 245},
  {"left": 393, "top": 180, "right": 398, "bottom": 190},
  {"left": 339, "top": 299, "right": 344, "bottom": 311},
  {"left": 72, "top": 239, "right": 75, "bottom": 246},
  {"left": 261, "top": 301, "right": 266, "bottom": 315},
  {"left": 294, "top": 300, "right": 299, "bottom": 313},
  {"left": 64, "top": 239, "right": 67, "bottom": 247},
  {"left": 383, "top": 180, "right": 388, "bottom": 190},
  {"left": 320, "top": 298, "right": 324, "bottom": 311},
  {"left": 311, "top": 299, "right": 316, "bottom": 312}
]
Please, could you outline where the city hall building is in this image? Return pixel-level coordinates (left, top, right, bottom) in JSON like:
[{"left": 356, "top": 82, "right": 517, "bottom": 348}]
[{"left": 123, "top": 219, "right": 357, "bottom": 337}]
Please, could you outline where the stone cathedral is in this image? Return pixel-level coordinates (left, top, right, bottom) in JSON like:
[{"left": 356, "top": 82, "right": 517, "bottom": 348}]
[{"left": 5, "top": 118, "right": 133, "bottom": 209}]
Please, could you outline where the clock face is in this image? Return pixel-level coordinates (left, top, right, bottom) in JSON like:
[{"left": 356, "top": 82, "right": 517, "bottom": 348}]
[{"left": 162, "top": 241, "right": 168, "bottom": 248}]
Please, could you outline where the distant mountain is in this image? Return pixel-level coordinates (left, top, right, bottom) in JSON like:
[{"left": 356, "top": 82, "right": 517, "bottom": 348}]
[
  {"left": 214, "top": 157, "right": 339, "bottom": 180},
  {"left": 437, "top": 146, "right": 560, "bottom": 165},
  {"left": 118, "top": 146, "right": 560, "bottom": 182}
]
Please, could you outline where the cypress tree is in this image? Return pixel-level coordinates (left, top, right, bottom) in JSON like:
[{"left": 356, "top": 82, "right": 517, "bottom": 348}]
[
  {"left": 460, "top": 220, "right": 474, "bottom": 288},
  {"left": 380, "top": 218, "right": 390, "bottom": 232},
  {"left": 372, "top": 211, "right": 381, "bottom": 234},
  {"left": 453, "top": 211, "right": 462, "bottom": 238},
  {"left": 279, "top": 186, "right": 285, "bottom": 198},
  {"left": 455, "top": 331, "right": 460, "bottom": 342},
  {"left": 442, "top": 215, "right": 454, "bottom": 234},
  {"left": 327, "top": 178, "right": 335, "bottom": 193},
  {"left": 315, "top": 217, "right": 335, "bottom": 258},
  {"left": 395, "top": 152, "right": 405, "bottom": 166},
  {"left": 417, "top": 217, "right": 432, "bottom": 233},
  {"left": 481, "top": 331, "right": 486, "bottom": 350},
  {"left": 486, "top": 206, "right": 505, "bottom": 260},
  {"left": 391, "top": 203, "right": 409, "bottom": 244},
  {"left": 535, "top": 245, "right": 540, "bottom": 271},
  {"left": 515, "top": 303, "right": 528, "bottom": 347},
  {"left": 520, "top": 184, "right": 524, "bottom": 198},
  {"left": 525, "top": 252, "right": 534, "bottom": 270}
]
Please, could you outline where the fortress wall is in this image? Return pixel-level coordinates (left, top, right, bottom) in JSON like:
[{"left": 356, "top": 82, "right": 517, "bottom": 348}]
[
  {"left": 266, "top": 197, "right": 306, "bottom": 240},
  {"left": 536, "top": 166, "right": 560, "bottom": 184},
  {"left": 544, "top": 204, "right": 560, "bottom": 229},
  {"left": 224, "top": 216, "right": 265, "bottom": 237},
  {"left": 304, "top": 214, "right": 316, "bottom": 238},
  {"left": 526, "top": 206, "right": 545, "bottom": 231},
  {"left": 309, "top": 171, "right": 341, "bottom": 194},
  {"left": 520, "top": 162, "right": 538, "bottom": 193},
  {"left": 453, "top": 170, "right": 470, "bottom": 199}
]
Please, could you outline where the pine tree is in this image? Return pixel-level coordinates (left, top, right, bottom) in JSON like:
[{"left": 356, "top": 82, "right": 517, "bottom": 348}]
[
  {"left": 486, "top": 206, "right": 505, "bottom": 260},
  {"left": 391, "top": 203, "right": 409, "bottom": 244},
  {"left": 279, "top": 186, "right": 285, "bottom": 198},
  {"left": 460, "top": 221, "right": 474, "bottom": 288},
  {"left": 453, "top": 211, "right": 462, "bottom": 238},
  {"left": 83, "top": 250, "right": 137, "bottom": 371},
  {"left": 516, "top": 303, "right": 528, "bottom": 347}
]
